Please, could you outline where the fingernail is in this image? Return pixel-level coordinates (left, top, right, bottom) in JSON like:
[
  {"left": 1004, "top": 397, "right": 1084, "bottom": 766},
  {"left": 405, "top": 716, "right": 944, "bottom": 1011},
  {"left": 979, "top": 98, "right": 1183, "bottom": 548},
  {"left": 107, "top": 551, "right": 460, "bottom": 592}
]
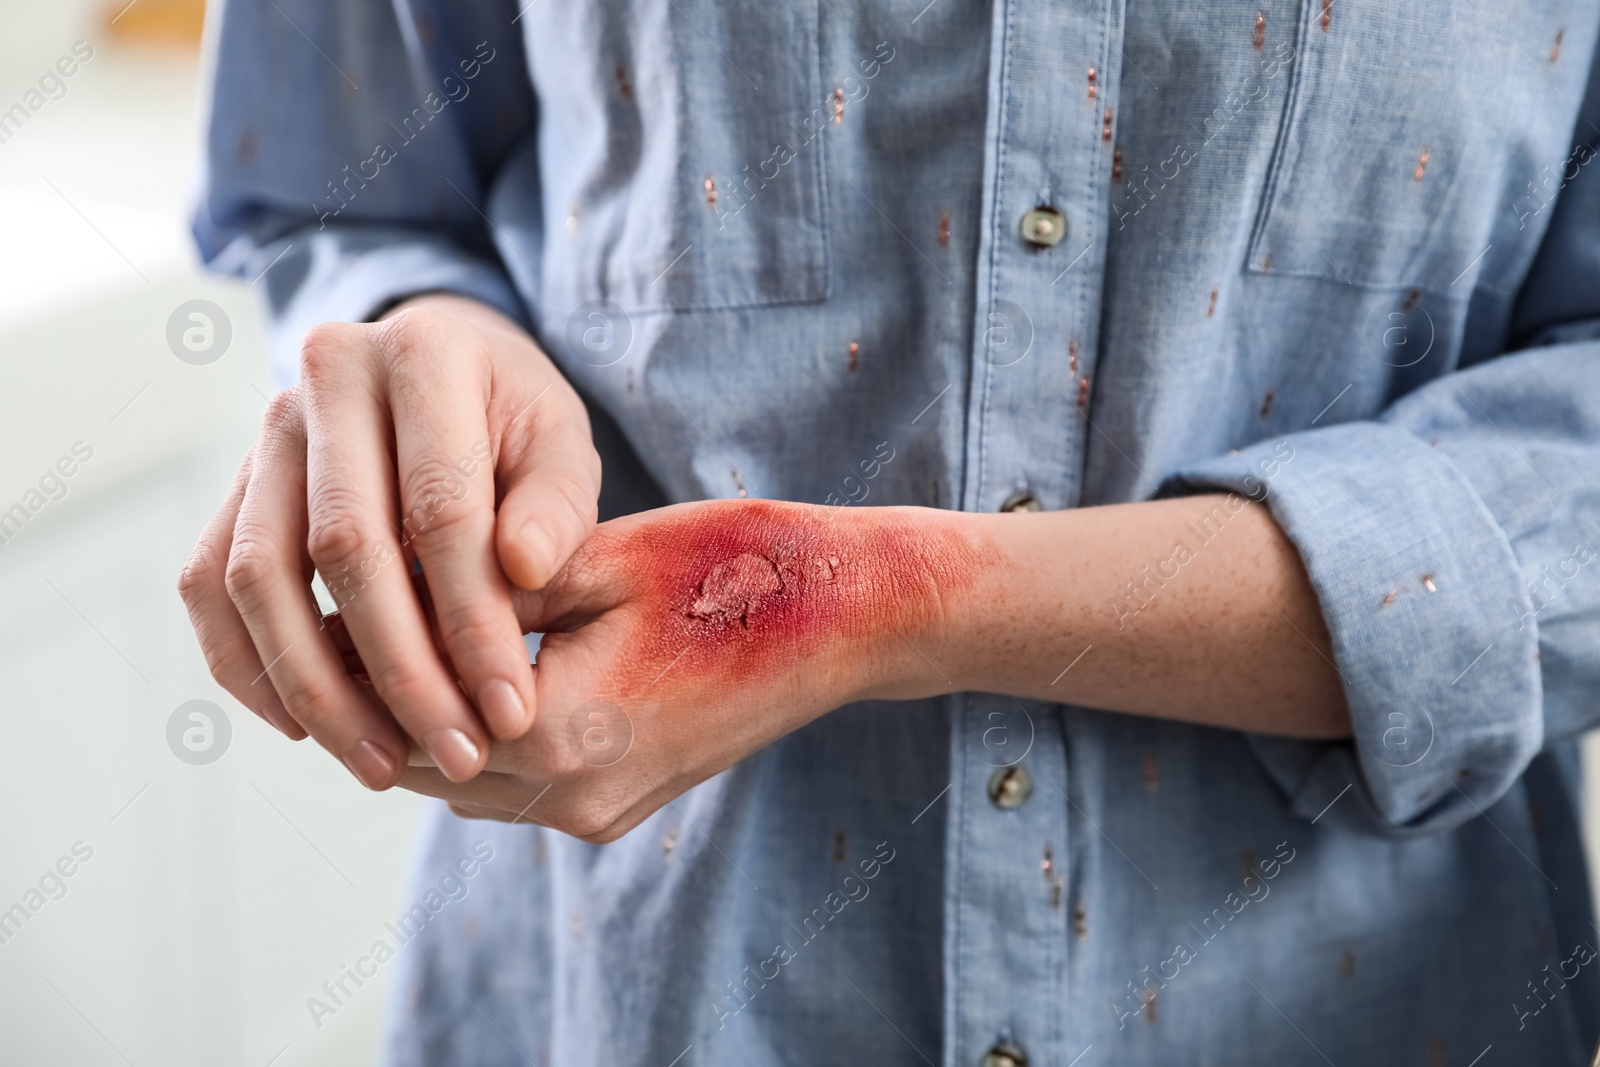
[
  {"left": 424, "top": 728, "right": 482, "bottom": 782},
  {"left": 343, "top": 740, "right": 397, "bottom": 790},
  {"left": 478, "top": 678, "right": 529, "bottom": 737},
  {"left": 261, "top": 697, "right": 305, "bottom": 740}
]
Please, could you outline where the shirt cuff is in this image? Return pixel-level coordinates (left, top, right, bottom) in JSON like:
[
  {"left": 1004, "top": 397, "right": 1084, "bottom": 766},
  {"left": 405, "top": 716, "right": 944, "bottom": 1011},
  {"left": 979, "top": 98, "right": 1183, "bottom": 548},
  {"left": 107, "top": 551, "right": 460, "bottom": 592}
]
[
  {"left": 237, "top": 227, "right": 529, "bottom": 388},
  {"left": 1163, "top": 423, "right": 1542, "bottom": 836}
]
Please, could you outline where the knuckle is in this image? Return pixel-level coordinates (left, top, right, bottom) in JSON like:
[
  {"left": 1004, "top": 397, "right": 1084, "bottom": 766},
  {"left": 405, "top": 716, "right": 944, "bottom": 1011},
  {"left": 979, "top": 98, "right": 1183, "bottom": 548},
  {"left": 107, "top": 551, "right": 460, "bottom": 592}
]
[
  {"left": 365, "top": 658, "right": 434, "bottom": 712},
  {"left": 305, "top": 505, "right": 379, "bottom": 573},
  {"left": 377, "top": 305, "right": 446, "bottom": 353},
  {"left": 258, "top": 388, "right": 305, "bottom": 441},
  {"left": 509, "top": 729, "right": 584, "bottom": 780},
  {"left": 378, "top": 308, "right": 468, "bottom": 382},
  {"left": 223, "top": 541, "right": 279, "bottom": 613},
  {"left": 177, "top": 540, "right": 222, "bottom": 606},
  {"left": 432, "top": 602, "right": 507, "bottom": 660},
  {"left": 302, "top": 518, "right": 366, "bottom": 572},
  {"left": 273, "top": 673, "right": 338, "bottom": 729},
  {"left": 556, "top": 797, "right": 626, "bottom": 841},
  {"left": 262, "top": 383, "right": 299, "bottom": 417},
  {"left": 299, "top": 323, "right": 362, "bottom": 379},
  {"left": 399, "top": 458, "right": 482, "bottom": 543},
  {"left": 541, "top": 747, "right": 588, "bottom": 782},
  {"left": 199, "top": 638, "right": 256, "bottom": 690},
  {"left": 381, "top": 313, "right": 489, "bottom": 403}
]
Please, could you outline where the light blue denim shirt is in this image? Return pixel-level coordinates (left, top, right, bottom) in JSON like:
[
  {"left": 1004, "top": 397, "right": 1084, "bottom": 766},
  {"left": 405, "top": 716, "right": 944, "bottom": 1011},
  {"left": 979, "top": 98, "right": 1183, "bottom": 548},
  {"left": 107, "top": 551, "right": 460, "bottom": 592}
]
[{"left": 197, "top": 0, "right": 1600, "bottom": 1062}]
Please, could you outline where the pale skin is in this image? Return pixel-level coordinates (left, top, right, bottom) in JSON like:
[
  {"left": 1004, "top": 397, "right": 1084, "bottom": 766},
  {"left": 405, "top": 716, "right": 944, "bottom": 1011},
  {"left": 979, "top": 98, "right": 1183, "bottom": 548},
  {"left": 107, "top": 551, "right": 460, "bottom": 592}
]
[{"left": 179, "top": 294, "right": 1348, "bottom": 842}]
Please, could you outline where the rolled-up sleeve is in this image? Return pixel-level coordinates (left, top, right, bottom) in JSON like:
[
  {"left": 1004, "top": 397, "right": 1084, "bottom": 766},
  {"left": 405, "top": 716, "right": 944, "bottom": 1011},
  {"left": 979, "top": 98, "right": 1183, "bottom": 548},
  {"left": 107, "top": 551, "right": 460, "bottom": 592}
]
[
  {"left": 193, "top": 0, "right": 537, "bottom": 382},
  {"left": 1165, "top": 74, "right": 1600, "bottom": 837},
  {"left": 1167, "top": 394, "right": 1565, "bottom": 836}
]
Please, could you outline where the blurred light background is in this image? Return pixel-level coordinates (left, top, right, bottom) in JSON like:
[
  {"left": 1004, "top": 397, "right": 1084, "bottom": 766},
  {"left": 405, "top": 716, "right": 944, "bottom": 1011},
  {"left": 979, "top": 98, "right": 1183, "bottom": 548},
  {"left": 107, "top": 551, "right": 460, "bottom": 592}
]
[
  {"left": 0, "top": 2, "right": 421, "bottom": 1064},
  {"left": 1, "top": 2, "right": 1598, "bottom": 1065}
]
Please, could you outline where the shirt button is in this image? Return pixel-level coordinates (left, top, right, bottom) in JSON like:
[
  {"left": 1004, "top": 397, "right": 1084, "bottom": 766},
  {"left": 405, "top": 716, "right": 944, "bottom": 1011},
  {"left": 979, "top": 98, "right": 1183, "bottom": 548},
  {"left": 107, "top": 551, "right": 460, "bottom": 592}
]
[
  {"left": 999, "top": 490, "right": 1042, "bottom": 513},
  {"left": 987, "top": 765, "right": 1034, "bottom": 809},
  {"left": 1019, "top": 206, "right": 1065, "bottom": 247},
  {"left": 982, "top": 1042, "right": 1029, "bottom": 1067}
]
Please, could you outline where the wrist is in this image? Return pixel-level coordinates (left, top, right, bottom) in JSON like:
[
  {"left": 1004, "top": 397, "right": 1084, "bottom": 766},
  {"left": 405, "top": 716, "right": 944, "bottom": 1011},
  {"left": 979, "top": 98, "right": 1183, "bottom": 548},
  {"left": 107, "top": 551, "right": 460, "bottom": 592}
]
[
  {"left": 875, "top": 506, "right": 1104, "bottom": 702},
  {"left": 851, "top": 507, "right": 1006, "bottom": 703}
]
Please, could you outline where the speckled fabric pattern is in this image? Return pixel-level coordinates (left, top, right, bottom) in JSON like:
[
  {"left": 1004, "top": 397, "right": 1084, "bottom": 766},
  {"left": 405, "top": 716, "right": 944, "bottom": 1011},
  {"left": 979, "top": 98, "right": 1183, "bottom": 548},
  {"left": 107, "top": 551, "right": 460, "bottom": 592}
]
[{"left": 199, "top": 0, "right": 1600, "bottom": 1062}]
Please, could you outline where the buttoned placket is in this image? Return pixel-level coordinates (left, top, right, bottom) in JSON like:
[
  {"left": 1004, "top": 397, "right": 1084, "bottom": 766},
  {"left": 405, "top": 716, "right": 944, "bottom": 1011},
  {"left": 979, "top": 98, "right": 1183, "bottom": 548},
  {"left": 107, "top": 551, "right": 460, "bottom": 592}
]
[{"left": 948, "top": 0, "right": 1126, "bottom": 1062}]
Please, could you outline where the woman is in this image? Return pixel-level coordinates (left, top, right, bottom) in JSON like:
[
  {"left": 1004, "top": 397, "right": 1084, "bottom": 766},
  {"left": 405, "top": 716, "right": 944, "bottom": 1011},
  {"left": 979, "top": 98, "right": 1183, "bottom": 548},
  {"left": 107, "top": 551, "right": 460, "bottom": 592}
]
[{"left": 181, "top": 0, "right": 1600, "bottom": 1062}]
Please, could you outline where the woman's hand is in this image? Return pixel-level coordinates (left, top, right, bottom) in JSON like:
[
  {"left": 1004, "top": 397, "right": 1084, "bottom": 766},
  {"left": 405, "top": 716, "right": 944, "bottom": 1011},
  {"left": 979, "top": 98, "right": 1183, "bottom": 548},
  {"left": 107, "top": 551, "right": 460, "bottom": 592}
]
[
  {"left": 177, "top": 295, "right": 601, "bottom": 790},
  {"left": 395, "top": 498, "right": 992, "bottom": 841}
]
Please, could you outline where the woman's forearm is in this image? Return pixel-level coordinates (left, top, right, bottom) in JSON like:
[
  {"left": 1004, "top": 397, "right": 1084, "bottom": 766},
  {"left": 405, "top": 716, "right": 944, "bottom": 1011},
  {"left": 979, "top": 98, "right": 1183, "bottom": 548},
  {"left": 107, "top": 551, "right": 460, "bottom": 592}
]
[{"left": 893, "top": 495, "right": 1350, "bottom": 739}]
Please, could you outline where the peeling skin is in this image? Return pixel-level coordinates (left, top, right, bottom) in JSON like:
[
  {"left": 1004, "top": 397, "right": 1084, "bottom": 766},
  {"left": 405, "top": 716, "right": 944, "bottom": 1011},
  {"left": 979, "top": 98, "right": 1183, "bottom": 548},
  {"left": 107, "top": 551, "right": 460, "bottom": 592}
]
[
  {"left": 688, "top": 552, "right": 788, "bottom": 626},
  {"left": 685, "top": 548, "right": 844, "bottom": 627},
  {"left": 572, "top": 499, "right": 991, "bottom": 697}
]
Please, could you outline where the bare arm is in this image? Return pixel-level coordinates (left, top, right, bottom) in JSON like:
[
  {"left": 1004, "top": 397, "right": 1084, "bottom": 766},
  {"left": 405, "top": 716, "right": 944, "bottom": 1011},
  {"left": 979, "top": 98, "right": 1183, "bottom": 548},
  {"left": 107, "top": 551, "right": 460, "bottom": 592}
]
[{"left": 901, "top": 495, "right": 1350, "bottom": 739}]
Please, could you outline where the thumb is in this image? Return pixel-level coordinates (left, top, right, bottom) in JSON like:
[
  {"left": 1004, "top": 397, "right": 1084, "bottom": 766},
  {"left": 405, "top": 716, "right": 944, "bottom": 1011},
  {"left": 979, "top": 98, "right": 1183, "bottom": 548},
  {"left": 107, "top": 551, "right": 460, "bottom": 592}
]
[{"left": 496, "top": 432, "right": 601, "bottom": 590}]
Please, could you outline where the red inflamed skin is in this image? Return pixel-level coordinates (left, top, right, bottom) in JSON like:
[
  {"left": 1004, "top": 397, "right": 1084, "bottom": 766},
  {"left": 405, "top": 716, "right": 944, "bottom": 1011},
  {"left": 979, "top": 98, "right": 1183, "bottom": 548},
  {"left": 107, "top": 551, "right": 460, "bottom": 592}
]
[
  {"left": 522, "top": 498, "right": 996, "bottom": 702},
  {"left": 394, "top": 498, "right": 998, "bottom": 841}
]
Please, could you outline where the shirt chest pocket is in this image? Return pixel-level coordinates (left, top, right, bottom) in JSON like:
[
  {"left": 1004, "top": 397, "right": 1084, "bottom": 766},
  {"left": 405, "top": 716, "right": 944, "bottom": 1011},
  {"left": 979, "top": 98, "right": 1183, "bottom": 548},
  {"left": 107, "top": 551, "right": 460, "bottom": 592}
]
[
  {"left": 1247, "top": 0, "right": 1594, "bottom": 295},
  {"left": 527, "top": 0, "right": 829, "bottom": 316}
]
